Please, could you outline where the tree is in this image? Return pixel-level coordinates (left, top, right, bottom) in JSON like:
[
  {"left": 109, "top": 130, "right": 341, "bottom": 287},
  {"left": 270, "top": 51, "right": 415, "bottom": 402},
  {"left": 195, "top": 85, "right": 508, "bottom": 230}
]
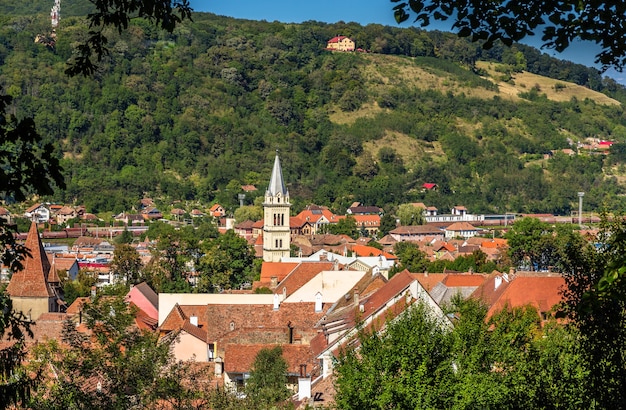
[
  {"left": 66, "top": 0, "right": 193, "bottom": 76},
  {"left": 27, "top": 295, "right": 212, "bottom": 409},
  {"left": 396, "top": 203, "right": 425, "bottom": 226},
  {"left": 327, "top": 215, "right": 359, "bottom": 239},
  {"left": 335, "top": 302, "right": 454, "bottom": 409},
  {"left": 115, "top": 227, "right": 133, "bottom": 244},
  {"left": 110, "top": 243, "right": 144, "bottom": 285},
  {"left": 391, "top": 241, "right": 429, "bottom": 274},
  {"left": 197, "top": 230, "right": 255, "bottom": 292},
  {"left": 378, "top": 213, "right": 397, "bottom": 237},
  {"left": 392, "top": 0, "right": 626, "bottom": 70},
  {"left": 559, "top": 216, "right": 626, "bottom": 408},
  {"left": 233, "top": 205, "right": 263, "bottom": 224},
  {"left": 245, "top": 346, "right": 290, "bottom": 407},
  {"left": 335, "top": 298, "right": 589, "bottom": 409},
  {"left": 505, "top": 217, "right": 557, "bottom": 271}
]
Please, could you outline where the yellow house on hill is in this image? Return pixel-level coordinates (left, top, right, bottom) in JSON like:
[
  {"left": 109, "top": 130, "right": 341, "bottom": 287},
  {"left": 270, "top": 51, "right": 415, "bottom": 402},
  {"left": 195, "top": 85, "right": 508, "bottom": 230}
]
[{"left": 326, "top": 36, "right": 355, "bottom": 52}]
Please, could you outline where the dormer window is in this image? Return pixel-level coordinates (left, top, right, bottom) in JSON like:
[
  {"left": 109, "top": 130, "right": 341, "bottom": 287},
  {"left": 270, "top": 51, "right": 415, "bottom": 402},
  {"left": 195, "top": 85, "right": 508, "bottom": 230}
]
[{"left": 229, "top": 321, "right": 235, "bottom": 331}]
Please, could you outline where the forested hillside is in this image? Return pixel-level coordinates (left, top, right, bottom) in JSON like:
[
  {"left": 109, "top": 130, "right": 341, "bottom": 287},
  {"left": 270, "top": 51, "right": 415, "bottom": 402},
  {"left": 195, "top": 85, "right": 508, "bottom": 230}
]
[{"left": 2, "top": 1, "right": 626, "bottom": 215}]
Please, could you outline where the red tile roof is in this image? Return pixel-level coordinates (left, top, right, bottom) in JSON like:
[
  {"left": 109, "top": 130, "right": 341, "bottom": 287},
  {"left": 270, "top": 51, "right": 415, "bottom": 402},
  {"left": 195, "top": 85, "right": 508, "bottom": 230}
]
[
  {"left": 275, "top": 262, "right": 337, "bottom": 298},
  {"left": 224, "top": 343, "right": 315, "bottom": 375},
  {"left": 259, "top": 262, "right": 299, "bottom": 283},
  {"left": 350, "top": 245, "right": 396, "bottom": 259},
  {"left": 470, "top": 272, "right": 565, "bottom": 320},
  {"left": 6, "top": 223, "right": 55, "bottom": 298}
]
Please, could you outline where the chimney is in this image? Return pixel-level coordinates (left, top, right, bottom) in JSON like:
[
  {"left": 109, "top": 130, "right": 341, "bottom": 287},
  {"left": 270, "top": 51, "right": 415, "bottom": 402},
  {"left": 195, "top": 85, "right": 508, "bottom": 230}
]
[
  {"left": 270, "top": 276, "right": 278, "bottom": 288},
  {"left": 359, "top": 304, "right": 364, "bottom": 313},
  {"left": 354, "top": 291, "right": 359, "bottom": 306},
  {"left": 190, "top": 315, "right": 198, "bottom": 326},
  {"left": 494, "top": 276, "right": 503, "bottom": 290}
]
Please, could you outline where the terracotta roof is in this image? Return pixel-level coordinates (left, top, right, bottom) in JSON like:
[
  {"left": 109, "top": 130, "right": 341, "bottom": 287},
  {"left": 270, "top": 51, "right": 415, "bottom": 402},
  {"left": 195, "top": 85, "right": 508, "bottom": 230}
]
[
  {"left": 410, "top": 273, "right": 448, "bottom": 291},
  {"left": 476, "top": 273, "right": 566, "bottom": 319},
  {"left": 390, "top": 225, "right": 443, "bottom": 235},
  {"left": 351, "top": 214, "right": 381, "bottom": 226},
  {"left": 275, "top": 262, "right": 337, "bottom": 298},
  {"left": 224, "top": 343, "right": 315, "bottom": 375},
  {"left": 446, "top": 222, "right": 478, "bottom": 231},
  {"left": 0, "top": 207, "right": 10, "bottom": 216},
  {"left": 6, "top": 223, "right": 55, "bottom": 298},
  {"left": 57, "top": 206, "right": 75, "bottom": 215},
  {"left": 25, "top": 203, "right": 45, "bottom": 213},
  {"left": 327, "top": 36, "right": 351, "bottom": 43},
  {"left": 442, "top": 274, "right": 487, "bottom": 287},
  {"left": 259, "top": 262, "right": 299, "bottom": 284},
  {"left": 66, "top": 297, "right": 89, "bottom": 315},
  {"left": 351, "top": 245, "right": 395, "bottom": 259}
]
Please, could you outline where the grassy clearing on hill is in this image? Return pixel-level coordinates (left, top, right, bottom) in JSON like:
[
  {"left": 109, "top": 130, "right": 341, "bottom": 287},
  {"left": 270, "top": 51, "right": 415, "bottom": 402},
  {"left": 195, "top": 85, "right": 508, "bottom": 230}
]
[
  {"left": 476, "top": 61, "right": 620, "bottom": 106},
  {"left": 361, "top": 131, "right": 446, "bottom": 170}
]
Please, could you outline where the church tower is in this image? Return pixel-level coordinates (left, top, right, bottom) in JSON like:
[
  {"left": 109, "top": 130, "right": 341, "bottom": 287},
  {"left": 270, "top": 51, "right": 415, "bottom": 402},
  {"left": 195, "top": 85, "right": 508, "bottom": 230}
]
[
  {"left": 263, "top": 152, "right": 291, "bottom": 262},
  {"left": 6, "top": 222, "right": 60, "bottom": 320}
]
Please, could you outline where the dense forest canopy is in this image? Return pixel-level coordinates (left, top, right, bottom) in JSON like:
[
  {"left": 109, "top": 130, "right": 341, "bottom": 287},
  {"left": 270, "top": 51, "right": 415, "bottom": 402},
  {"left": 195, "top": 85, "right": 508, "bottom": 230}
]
[{"left": 2, "top": 0, "right": 626, "bottom": 216}]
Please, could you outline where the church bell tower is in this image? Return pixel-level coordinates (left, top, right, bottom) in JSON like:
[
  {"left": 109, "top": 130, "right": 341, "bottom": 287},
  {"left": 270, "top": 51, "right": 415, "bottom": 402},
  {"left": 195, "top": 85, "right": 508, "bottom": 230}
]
[{"left": 263, "top": 152, "right": 291, "bottom": 262}]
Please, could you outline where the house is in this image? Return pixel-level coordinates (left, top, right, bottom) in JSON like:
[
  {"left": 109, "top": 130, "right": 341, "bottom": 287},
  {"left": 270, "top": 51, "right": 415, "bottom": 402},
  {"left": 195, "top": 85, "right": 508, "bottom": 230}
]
[
  {"left": 389, "top": 225, "right": 445, "bottom": 242},
  {"left": 234, "top": 220, "right": 256, "bottom": 240},
  {"left": 6, "top": 222, "right": 63, "bottom": 320},
  {"left": 326, "top": 36, "right": 355, "bottom": 52},
  {"left": 24, "top": 203, "right": 50, "bottom": 223},
  {"left": 351, "top": 214, "right": 381, "bottom": 237},
  {"left": 313, "top": 270, "right": 452, "bottom": 379},
  {"left": 50, "top": 255, "right": 80, "bottom": 281},
  {"left": 241, "top": 184, "right": 257, "bottom": 192},
  {"left": 170, "top": 208, "right": 186, "bottom": 220},
  {"left": 141, "top": 207, "right": 163, "bottom": 220},
  {"left": 413, "top": 272, "right": 487, "bottom": 306},
  {"left": 451, "top": 206, "right": 468, "bottom": 216},
  {"left": 0, "top": 206, "right": 11, "bottom": 223},
  {"left": 346, "top": 203, "right": 382, "bottom": 215},
  {"left": 114, "top": 212, "right": 145, "bottom": 225},
  {"left": 126, "top": 282, "right": 159, "bottom": 327},
  {"left": 294, "top": 205, "right": 341, "bottom": 235},
  {"left": 55, "top": 205, "right": 77, "bottom": 225},
  {"left": 209, "top": 204, "right": 225, "bottom": 218},
  {"left": 422, "top": 183, "right": 437, "bottom": 191},
  {"left": 470, "top": 271, "right": 565, "bottom": 322},
  {"left": 444, "top": 221, "right": 479, "bottom": 239}
]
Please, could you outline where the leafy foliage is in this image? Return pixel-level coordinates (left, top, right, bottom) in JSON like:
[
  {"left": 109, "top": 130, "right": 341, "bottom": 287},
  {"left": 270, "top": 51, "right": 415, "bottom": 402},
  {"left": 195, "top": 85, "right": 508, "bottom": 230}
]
[
  {"left": 246, "top": 346, "right": 291, "bottom": 407},
  {"left": 28, "top": 295, "right": 213, "bottom": 409},
  {"left": 335, "top": 298, "right": 589, "bottom": 409},
  {"left": 392, "top": 0, "right": 626, "bottom": 70}
]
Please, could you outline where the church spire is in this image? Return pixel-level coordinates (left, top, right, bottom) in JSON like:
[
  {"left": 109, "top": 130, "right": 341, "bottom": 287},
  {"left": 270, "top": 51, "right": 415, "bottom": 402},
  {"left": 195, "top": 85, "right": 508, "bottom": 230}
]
[
  {"left": 266, "top": 151, "right": 288, "bottom": 197},
  {"left": 6, "top": 222, "right": 54, "bottom": 298}
]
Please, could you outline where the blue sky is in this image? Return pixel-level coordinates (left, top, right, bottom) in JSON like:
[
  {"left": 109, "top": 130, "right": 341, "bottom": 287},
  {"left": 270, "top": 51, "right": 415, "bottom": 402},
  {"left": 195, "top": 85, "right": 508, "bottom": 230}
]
[{"left": 189, "top": 0, "right": 625, "bottom": 84}]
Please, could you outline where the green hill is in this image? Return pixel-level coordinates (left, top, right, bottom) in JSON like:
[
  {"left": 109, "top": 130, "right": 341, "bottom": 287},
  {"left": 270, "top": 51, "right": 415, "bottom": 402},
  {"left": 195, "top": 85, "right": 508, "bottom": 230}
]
[{"left": 1, "top": 4, "right": 626, "bottom": 215}]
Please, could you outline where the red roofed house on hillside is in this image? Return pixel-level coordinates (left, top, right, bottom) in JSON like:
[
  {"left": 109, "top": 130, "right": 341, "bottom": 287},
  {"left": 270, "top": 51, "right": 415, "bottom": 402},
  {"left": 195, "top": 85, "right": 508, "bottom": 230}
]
[
  {"left": 326, "top": 36, "right": 355, "bottom": 52},
  {"left": 6, "top": 222, "right": 63, "bottom": 320}
]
